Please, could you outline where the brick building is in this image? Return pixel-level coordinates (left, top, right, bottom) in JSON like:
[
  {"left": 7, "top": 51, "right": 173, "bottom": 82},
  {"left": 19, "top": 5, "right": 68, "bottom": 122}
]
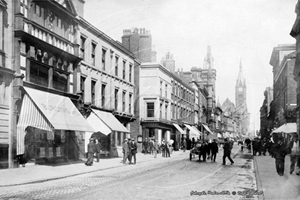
[{"left": 269, "top": 45, "right": 297, "bottom": 131}]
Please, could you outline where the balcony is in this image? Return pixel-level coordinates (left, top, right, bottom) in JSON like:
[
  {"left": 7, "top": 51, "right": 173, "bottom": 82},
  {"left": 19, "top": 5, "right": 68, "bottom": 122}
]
[{"left": 141, "top": 118, "right": 172, "bottom": 125}]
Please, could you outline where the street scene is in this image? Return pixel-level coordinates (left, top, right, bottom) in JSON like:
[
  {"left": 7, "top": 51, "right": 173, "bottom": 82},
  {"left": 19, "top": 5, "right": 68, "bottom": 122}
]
[{"left": 1, "top": 0, "right": 300, "bottom": 200}]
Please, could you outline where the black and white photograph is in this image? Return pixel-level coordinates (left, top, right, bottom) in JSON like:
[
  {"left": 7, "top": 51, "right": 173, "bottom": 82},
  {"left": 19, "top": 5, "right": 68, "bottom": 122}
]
[{"left": 0, "top": 0, "right": 300, "bottom": 199}]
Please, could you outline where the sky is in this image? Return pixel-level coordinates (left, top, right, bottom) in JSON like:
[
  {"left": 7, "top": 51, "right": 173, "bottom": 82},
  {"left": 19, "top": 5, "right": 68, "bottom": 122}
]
[{"left": 83, "top": 0, "right": 297, "bottom": 132}]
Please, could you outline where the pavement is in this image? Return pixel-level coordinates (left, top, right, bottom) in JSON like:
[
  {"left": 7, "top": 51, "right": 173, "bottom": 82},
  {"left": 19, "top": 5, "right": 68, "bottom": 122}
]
[
  {"left": 253, "top": 151, "right": 300, "bottom": 200},
  {"left": 0, "top": 150, "right": 185, "bottom": 187}
]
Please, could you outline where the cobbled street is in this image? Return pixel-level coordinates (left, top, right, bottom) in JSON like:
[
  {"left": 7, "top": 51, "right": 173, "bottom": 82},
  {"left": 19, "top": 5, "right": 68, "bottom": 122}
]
[{"left": 0, "top": 145, "right": 261, "bottom": 200}]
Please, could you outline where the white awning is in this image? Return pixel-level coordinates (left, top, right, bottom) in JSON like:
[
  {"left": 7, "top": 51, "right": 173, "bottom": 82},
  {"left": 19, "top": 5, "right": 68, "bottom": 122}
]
[
  {"left": 271, "top": 123, "right": 297, "bottom": 134},
  {"left": 184, "top": 124, "right": 200, "bottom": 136},
  {"left": 202, "top": 124, "right": 213, "bottom": 134},
  {"left": 173, "top": 123, "right": 185, "bottom": 134},
  {"left": 92, "top": 109, "right": 129, "bottom": 133},
  {"left": 87, "top": 110, "right": 111, "bottom": 135},
  {"left": 16, "top": 87, "right": 94, "bottom": 155}
]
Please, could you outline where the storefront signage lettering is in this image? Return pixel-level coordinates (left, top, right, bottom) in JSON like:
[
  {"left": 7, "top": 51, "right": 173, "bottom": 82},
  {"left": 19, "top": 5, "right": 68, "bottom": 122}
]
[{"left": 40, "top": 103, "right": 80, "bottom": 116}]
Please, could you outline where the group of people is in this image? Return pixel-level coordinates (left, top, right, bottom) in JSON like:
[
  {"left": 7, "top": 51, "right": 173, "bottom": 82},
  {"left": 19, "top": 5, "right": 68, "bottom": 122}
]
[
  {"left": 272, "top": 134, "right": 300, "bottom": 176},
  {"left": 189, "top": 138, "right": 235, "bottom": 165},
  {"left": 85, "top": 138, "right": 102, "bottom": 166},
  {"left": 142, "top": 138, "right": 172, "bottom": 158},
  {"left": 122, "top": 138, "right": 137, "bottom": 165}
]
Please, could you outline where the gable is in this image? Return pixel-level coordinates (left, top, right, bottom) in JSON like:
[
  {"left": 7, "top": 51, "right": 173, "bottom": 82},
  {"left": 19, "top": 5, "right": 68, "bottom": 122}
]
[{"left": 53, "top": 0, "right": 77, "bottom": 15}]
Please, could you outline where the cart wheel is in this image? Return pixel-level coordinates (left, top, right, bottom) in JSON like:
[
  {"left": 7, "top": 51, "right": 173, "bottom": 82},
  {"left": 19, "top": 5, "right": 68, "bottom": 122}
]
[{"left": 190, "top": 153, "right": 192, "bottom": 161}]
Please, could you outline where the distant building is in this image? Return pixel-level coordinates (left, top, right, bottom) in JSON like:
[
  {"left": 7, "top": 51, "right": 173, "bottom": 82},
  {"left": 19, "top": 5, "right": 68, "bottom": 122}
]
[{"left": 259, "top": 87, "right": 273, "bottom": 139}]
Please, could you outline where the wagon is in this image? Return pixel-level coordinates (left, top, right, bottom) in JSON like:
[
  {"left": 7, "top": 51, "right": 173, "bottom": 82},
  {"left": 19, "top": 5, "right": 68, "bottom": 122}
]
[{"left": 189, "top": 142, "right": 202, "bottom": 161}]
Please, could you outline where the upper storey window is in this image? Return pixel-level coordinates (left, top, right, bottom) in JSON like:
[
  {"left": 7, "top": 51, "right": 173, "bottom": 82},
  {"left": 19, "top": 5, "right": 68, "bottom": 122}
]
[{"left": 20, "top": 0, "right": 28, "bottom": 18}]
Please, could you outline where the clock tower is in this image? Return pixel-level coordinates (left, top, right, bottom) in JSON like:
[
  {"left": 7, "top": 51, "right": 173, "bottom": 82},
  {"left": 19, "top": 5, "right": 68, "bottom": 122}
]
[
  {"left": 235, "top": 60, "right": 246, "bottom": 109},
  {"left": 235, "top": 60, "right": 250, "bottom": 136}
]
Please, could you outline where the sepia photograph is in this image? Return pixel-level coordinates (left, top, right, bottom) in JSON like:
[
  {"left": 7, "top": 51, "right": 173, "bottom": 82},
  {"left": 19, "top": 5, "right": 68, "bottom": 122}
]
[{"left": 0, "top": 0, "right": 299, "bottom": 199}]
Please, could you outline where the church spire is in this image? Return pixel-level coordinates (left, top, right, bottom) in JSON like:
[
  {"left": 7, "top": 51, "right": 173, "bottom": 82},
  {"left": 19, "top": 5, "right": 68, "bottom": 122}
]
[
  {"left": 237, "top": 59, "right": 244, "bottom": 86},
  {"left": 203, "top": 45, "right": 214, "bottom": 69}
]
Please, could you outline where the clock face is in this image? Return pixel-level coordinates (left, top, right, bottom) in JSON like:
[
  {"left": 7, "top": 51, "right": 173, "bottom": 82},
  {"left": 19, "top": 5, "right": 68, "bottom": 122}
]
[{"left": 238, "top": 87, "right": 243, "bottom": 92}]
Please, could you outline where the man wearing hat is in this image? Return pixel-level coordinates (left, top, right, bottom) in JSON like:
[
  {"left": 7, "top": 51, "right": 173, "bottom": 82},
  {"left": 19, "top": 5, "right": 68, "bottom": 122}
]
[
  {"left": 130, "top": 138, "right": 138, "bottom": 164},
  {"left": 273, "top": 136, "right": 288, "bottom": 176},
  {"left": 288, "top": 134, "right": 300, "bottom": 175},
  {"left": 85, "top": 138, "right": 95, "bottom": 166},
  {"left": 122, "top": 138, "right": 129, "bottom": 164}
]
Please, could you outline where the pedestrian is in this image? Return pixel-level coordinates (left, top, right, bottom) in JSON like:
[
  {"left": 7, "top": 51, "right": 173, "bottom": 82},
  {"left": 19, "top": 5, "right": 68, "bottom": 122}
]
[
  {"left": 122, "top": 138, "right": 129, "bottom": 164},
  {"left": 149, "top": 139, "right": 154, "bottom": 155},
  {"left": 143, "top": 138, "right": 148, "bottom": 154},
  {"left": 200, "top": 141, "right": 208, "bottom": 162},
  {"left": 211, "top": 139, "right": 219, "bottom": 162},
  {"left": 85, "top": 138, "right": 95, "bottom": 166},
  {"left": 95, "top": 139, "right": 101, "bottom": 162},
  {"left": 287, "top": 134, "right": 300, "bottom": 175},
  {"left": 130, "top": 138, "right": 137, "bottom": 165},
  {"left": 183, "top": 138, "right": 187, "bottom": 152},
  {"left": 153, "top": 140, "right": 158, "bottom": 158},
  {"left": 161, "top": 139, "right": 165, "bottom": 157},
  {"left": 165, "top": 140, "right": 170, "bottom": 157},
  {"left": 127, "top": 138, "right": 133, "bottom": 164},
  {"left": 222, "top": 138, "right": 234, "bottom": 165},
  {"left": 273, "top": 137, "right": 288, "bottom": 176},
  {"left": 207, "top": 140, "right": 212, "bottom": 159}
]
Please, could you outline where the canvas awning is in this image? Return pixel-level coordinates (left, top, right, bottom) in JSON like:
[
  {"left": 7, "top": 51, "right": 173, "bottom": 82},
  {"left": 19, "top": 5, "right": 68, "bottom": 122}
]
[
  {"left": 16, "top": 87, "right": 94, "bottom": 155},
  {"left": 87, "top": 110, "right": 112, "bottom": 136},
  {"left": 202, "top": 124, "right": 213, "bottom": 134},
  {"left": 91, "top": 109, "right": 129, "bottom": 133},
  {"left": 184, "top": 124, "right": 200, "bottom": 136},
  {"left": 271, "top": 123, "right": 297, "bottom": 134},
  {"left": 173, "top": 123, "right": 185, "bottom": 134}
]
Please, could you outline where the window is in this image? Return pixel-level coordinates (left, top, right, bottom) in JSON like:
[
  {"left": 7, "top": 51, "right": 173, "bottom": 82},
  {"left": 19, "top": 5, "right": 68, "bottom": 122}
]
[
  {"left": 80, "top": 76, "right": 86, "bottom": 101},
  {"left": 165, "top": 84, "right": 167, "bottom": 98},
  {"left": 147, "top": 102, "right": 154, "bottom": 117},
  {"left": 80, "top": 36, "right": 86, "bottom": 60},
  {"left": 115, "top": 56, "right": 119, "bottom": 76},
  {"left": 123, "top": 61, "right": 126, "bottom": 80},
  {"left": 20, "top": 0, "right": 28, "bottom": 18},
  {"left": 160, "top": 104, "right": 162, "bottom": 118},
  {"left": 122, "top": 91, "right": 126, "bottom": 112},
  {"left": 91, "top": 80, "right": 96, "bottom": 105},
  {"left": 160, "top": 81, "right": 162, "bottom": 96},
  {"left": 102, "top": 49, "right": 106, "bottom": 70},
  {"left": 172, "top": 104, "right": 175, "bottom": 119},
  {"left": 101, "top": 84, "right": 106, "bottom": 107},
  {"left": 129, "top": 93, "right": 132, "bottom": 114},
  {"left": 91, "top": 43, "right": 96, "bottom": 66},
  {"left": 115, "top": 88, "right": 118, "bottom": 110},
  {"left": 30, "top": 63, "right": 48, "bottom": 87},
  {"left": 165, "top": 104, "right": 168, "bottom": 119},
  {"left": 171, "top": 81, "right": 174, "bottom": 94},
  {"left": 129, "top": 64, "right": 132, "bottom": 82}
]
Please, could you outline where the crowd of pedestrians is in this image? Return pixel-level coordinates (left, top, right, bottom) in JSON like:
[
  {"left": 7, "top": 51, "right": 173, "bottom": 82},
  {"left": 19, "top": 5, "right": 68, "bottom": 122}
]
[
  {"left": 85, "top": 138, "right": 102, "bottom": 166},
  {"left": 239, "top": 133, "right": 300, "bottom": 177},
  {"left": 142, "top": 138, "right": 173, "bottom": 158}
]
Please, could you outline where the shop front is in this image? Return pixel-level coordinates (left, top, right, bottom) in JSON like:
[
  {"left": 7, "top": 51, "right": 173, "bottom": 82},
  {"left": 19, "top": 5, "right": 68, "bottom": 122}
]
[
  {"left": 86, "top": 109, "right": 129, "bottom": 158},
  {"left": 16, "top": 87, "right": 94, "bottom": 165}
]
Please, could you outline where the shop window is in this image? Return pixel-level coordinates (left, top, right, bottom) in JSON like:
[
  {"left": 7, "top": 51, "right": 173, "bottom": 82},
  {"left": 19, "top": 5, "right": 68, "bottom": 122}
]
[{"left": 117, "top": 132, "right": 121, "bottom": 146}]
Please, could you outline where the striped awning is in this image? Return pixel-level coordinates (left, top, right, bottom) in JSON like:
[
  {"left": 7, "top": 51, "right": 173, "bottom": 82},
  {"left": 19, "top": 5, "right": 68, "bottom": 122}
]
[
  {"left": 16, "top": 94, "right": 53, "bottom": 155},
  {"left": 173, "top": 123, "right": 185, "bottom": 134},
  {"left": 16, "top": 87, "right": 94, "bottom": 155}
]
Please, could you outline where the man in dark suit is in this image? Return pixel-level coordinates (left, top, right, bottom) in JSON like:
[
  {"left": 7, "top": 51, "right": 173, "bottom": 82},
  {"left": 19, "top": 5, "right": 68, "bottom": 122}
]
[
  {"left": 130, "top": 138, "right": 138, "bottom": 164},
  {"left": 287, "top": 134, "right": 300, "bottom": 175},
  {"left": 127, "top": 138, "right": 133, "bottom": 164},
  {"left": 211, "top": 139, "right": 219, "bottom": 162},
  {"left": 95, "top": 139, "right": 101, "bottom": 162},
  {"left": 85, "top": 138, "right": 95, "bottom": 166},
  {"left": 122, "top": 138, "right": 129, "bottom": 164},
  {"left": 222, "top": 138, "right": 234, "bottom": 165}
]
